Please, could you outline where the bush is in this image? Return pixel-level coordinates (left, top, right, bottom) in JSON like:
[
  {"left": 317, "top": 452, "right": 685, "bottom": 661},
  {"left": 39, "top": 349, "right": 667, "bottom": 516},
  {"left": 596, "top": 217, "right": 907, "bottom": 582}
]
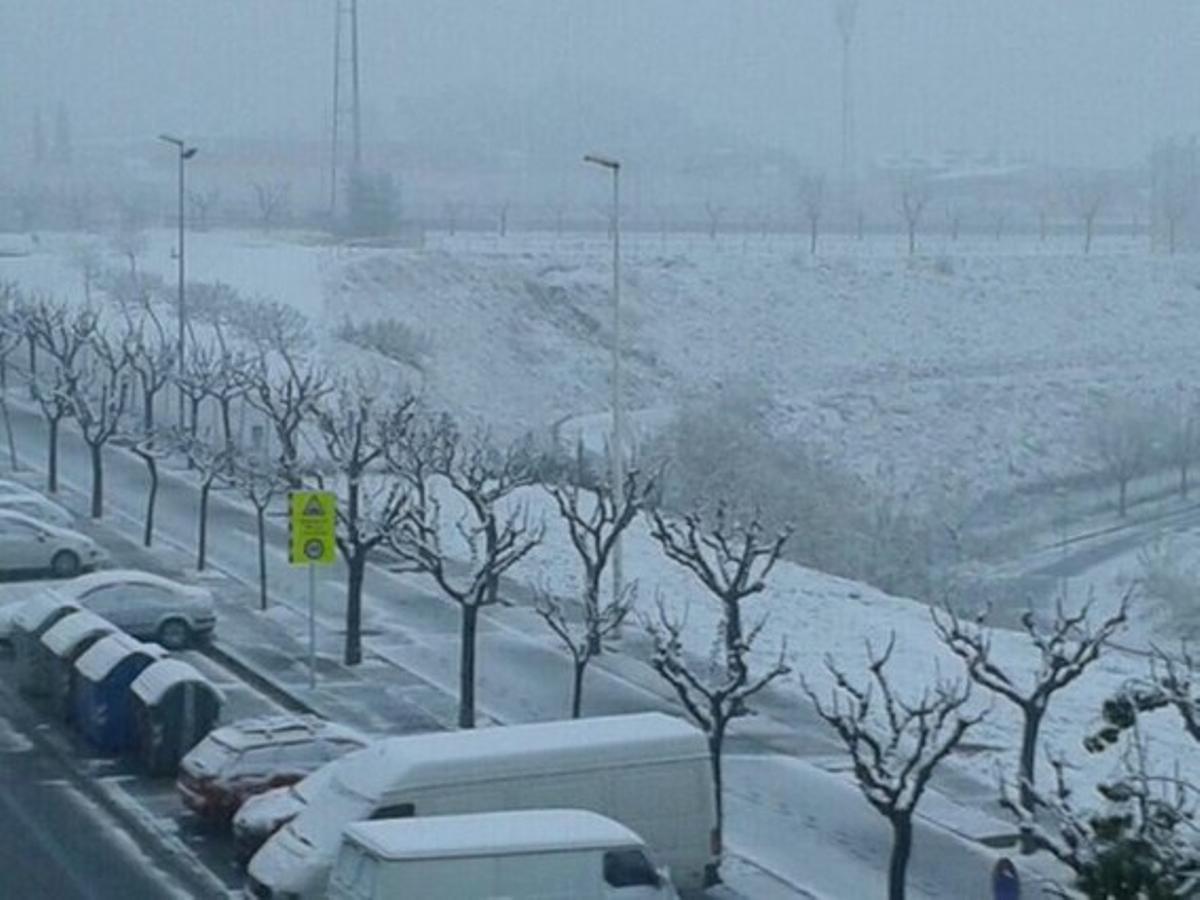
[
  {"left": 335, "top": 317, "right": 431, "bottom": 371},
  {"left": 1138, "top": 538, "right": 1199, "bottom": 623},
  {"left": 344, "top": 170, "right": 400, "bottom": 238},
  {"left": 645, "top": 376, "right": 949, "bottom": 599}
]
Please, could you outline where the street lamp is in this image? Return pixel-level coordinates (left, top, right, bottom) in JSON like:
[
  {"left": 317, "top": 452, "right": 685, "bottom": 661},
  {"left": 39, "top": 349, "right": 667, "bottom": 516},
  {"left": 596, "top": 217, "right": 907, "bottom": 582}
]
[
  {"left": 584, "top": 153, "right": 624, "bottom": 643},
  {"left": 158, "top": 133, "right": 198, "bottom": 427}
]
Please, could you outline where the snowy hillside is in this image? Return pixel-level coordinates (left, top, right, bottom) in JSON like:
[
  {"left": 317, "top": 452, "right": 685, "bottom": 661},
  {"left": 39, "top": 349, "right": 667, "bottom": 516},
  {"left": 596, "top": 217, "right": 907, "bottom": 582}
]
[{"left": 8, "top": 228, "right": 1197, "bottom": 506}]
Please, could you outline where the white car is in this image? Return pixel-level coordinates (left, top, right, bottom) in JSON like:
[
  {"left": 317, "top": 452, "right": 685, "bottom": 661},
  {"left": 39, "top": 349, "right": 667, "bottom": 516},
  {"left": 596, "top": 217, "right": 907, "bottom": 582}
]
[
  {"left": 56, "top": 569, "right": 216, "bottom": 650},
  {"left": 0, "top": 510, "right": 106, "bottom": 578},
  {"left": 0, "top": 494, "right": 74, "bottom": 528}
]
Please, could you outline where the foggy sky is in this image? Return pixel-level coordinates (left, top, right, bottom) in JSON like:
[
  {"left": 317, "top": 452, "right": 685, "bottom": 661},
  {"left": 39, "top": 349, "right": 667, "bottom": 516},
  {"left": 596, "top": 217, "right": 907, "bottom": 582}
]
[{"left": 2, "top": 0, "right": 1197, "bottom": 168}]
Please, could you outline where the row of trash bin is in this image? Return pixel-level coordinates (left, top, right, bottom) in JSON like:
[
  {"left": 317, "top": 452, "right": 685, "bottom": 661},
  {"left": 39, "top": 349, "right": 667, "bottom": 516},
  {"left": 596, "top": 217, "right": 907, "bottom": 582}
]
[{"left": 10, "top": 592, "right": 224, "bottom": 775}]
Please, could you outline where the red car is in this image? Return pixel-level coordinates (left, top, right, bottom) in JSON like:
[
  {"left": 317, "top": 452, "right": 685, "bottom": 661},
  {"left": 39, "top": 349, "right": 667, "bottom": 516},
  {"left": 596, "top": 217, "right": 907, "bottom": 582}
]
[{"left": 177, "top": 715, "right": 369, "bottom": 822}]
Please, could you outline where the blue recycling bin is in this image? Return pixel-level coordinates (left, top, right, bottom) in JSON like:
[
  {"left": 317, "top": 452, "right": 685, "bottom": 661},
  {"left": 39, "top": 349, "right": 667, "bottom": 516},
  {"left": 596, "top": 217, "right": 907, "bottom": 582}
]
[
  {"left": 40, "top": 610, "right": 117, "bottom": 722},
  {"left": 73, "top": 633, "right": 168, "bottom": 754},
  {"left": 131, "top": 659, "right": 224, "bottom": 776}
]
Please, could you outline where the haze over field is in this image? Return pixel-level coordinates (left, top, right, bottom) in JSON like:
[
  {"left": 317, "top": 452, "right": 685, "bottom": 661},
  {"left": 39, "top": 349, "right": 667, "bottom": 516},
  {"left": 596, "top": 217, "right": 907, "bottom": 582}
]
[{"left": 2, "top": 1, "right": 1199, "bottom": 167}]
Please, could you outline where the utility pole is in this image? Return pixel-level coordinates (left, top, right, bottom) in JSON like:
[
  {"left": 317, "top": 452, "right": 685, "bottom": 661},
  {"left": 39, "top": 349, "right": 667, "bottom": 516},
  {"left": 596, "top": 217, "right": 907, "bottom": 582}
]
[
  {"left": 834, "top": 1, "right": 858, "bottom": 211},
  {"left": 330, "top": 0, "right": 363, "bottom": 217},
  {"left": 584, "top": 155, "right": 623, "bottom": 648},
  {"left": 158, "top": 134, "right": 197, "bottom": 427}
]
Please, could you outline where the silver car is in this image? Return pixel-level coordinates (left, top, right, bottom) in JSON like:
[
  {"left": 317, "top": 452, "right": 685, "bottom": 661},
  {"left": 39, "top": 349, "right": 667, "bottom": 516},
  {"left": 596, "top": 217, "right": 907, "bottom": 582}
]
[
  {"left": 56, "top": 569, "right": 216, "bottom": 649},
  {"left": 0, "top": 511, "right": 106, "bottom": 577}
]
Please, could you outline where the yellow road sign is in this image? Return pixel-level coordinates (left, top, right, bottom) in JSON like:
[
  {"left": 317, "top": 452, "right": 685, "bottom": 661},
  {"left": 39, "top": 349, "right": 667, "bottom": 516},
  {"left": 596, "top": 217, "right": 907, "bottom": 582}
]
[{"left": 288, "top": 490, "right": 337, "bottom": 566}]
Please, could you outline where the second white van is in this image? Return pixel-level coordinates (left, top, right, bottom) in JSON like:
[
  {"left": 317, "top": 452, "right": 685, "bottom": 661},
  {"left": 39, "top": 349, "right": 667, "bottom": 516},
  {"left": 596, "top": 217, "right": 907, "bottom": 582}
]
[
  {"left": 245, "top": 712, "right": 717, "bottom": 899},
  {"left": 326, "top": 809, "right": 681, "bottom": 900}
]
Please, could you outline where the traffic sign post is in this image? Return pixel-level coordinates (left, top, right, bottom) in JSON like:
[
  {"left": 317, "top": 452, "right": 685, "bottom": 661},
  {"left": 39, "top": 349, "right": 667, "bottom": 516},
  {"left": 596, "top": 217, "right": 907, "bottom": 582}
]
[{"left": 288, "top": 491, "right": 337, "bottom": 690}]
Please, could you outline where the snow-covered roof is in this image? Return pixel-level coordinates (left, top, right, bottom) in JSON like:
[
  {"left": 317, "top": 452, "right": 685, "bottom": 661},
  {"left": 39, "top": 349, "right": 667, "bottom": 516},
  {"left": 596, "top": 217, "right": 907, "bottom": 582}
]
[
  {"left": 130, "top": 658, "right": 224, "bottom": 705},
  {"left": 337, "top": 713, "right": 703, "bottom": 796},
  {"left": 11, "top": 593, "right": 81, "bottom": 633},
  {"left": 74, "top": 632, "right": 167, "bottom": 683},
  {"left": 58, "top": 569, "right": 209, "bottom": 601},
  {"left": 40, "top": 610, "right": 116, "bottom": 656},
  {"left": 343, "top": 810, "right": 643, "bottom": 861},
  {"left": 210, "top": 714, "right": 363, "bottom": 751}
]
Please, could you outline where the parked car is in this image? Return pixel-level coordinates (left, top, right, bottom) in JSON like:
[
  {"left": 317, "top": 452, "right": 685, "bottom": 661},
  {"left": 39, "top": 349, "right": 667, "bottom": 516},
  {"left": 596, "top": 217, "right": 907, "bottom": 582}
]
[
  {"left": 0, "top": 510, "right": 106, "bottom": 578},
  {"left": 0, "top": 493, "right": 74, "bottom": 528},
  {"left": 327, "top": 810, "right": 680, "bottom": 900},
  {"left": 56, "top": 569, "right": 216, "bottom": 649},
  {"left": 232, "top": 763, "right": 338, "bottom": 865},
  {"left": 178, "top": 715, "right": 369, "bottom": 824},
  {"left": 0, "top": 479, "right": 47, "bottom": 502}
]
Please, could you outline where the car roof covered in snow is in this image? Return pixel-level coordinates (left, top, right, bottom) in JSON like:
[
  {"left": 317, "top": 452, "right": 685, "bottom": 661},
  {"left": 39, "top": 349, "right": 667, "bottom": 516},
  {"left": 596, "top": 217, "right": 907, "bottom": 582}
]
[
  {"left": 74, "top": 632, "right": 167, "bottom": 682},
  {"left": 58, "top": 569, "right": 209, "bottom": 600},
  {"left": 342, "top": 809, "right": 644, "bottom": 861},
  {"left": 11, "top": 593, "right": 81, "bottom": 633},
  {"left": 130, "top": 658, "right": 223, "bottom": 705},
  {"left": 209, "top": 714, "right": 366, "bottom": 751},
  {"left": 40, "top": 610, "right": 116, "bottom": 656},
  {"left": 336, "top": 712, "right": 704, "bottom": 796}
]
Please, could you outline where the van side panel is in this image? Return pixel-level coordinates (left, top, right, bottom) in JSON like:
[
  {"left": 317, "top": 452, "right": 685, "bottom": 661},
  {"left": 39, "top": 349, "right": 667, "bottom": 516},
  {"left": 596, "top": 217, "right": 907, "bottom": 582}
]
[
  {"left": 379, "top": 851, "right": 601, "bottom": 900},
  {"left": 399, "top": 757, "right": 714, "bottom": 891}
]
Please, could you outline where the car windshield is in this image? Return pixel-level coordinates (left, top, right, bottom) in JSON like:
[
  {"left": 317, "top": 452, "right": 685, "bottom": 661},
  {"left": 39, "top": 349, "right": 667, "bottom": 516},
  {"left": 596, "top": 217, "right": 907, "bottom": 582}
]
[
  {"left": 291, "top": 777, "right": 374, "bottom": 849},
  {"left": 185, "top": 734, "right": 236, "bottom": 774}
]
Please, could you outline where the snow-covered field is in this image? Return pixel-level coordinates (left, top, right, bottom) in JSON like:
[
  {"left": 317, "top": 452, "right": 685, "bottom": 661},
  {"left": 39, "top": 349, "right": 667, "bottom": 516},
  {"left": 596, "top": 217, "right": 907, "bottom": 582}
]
[{"left": 7, "top": 228, "right": 1200, "bottom": 503}]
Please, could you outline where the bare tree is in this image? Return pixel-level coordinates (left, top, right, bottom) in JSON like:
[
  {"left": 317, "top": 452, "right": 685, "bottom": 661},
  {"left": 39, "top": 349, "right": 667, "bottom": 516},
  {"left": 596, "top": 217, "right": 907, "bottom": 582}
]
[
  {"left": 443, "top": 200, "right": 461, "bottom": 236},
  {"left": 231, "top": 454, "right": 288, "bottom": 611},
  {"left": 1001, "top": 738, "right": 1200, "bottom": 899},
  {"left": 188, "top": 188, "right": 219, "bottom": 232},
  {"left": 252, "top": 181, "right": 291, "bottom": 231},
  {"left": 645, "top": 504, "right": 792, "bottom": 855},
  {"left": 180, "top": 433, "right": 233, "bottom": 571},
  {"left": 1088, "top": 642, "right": 1200, "bottom": 752},
  {"left": 0, "top": 295, "right": 26, "bottom": 469},
  {"left": 123, "top": 318, "right": 176, "bottom": 434},
  {"left": 1066, "top": 174, "right": 1110, "bottom": 255},
  {"left": 25, "top": 300, "right": 96, "bottom": 492},
  {"left": 69, "top": 241, "right": 103, "bottom": 304},
  {"left": 933, "top": 588, "right": 1131, "bottom": 850},
  {"left": 385, "top": 420, "right": 544, "bottom": 728},
  {"left": 1089, "top": 401, "right": 1154, "bottom": 517},
  {"left": 645, "top": 597, "right": 788, "bottom": 872},
  {"left": 246, "top": 349, "right": 331, "bottom": 483},
  {"left": 648, "top": 504, "right": 792, "bottom": 650},
  {"left": 117, "top": 426, "right": 179, "bottom": 547},
  {"left": 109, "top": 225, "right": 147, "bottom": 277},
  {"left": 704, "top": 201, "right": 724, "bottom": 240},
  {"left": 538, "top": 462, "right": 659, "bottom": 715},
  {"left": 1158, "top": 394, "right": 1200, "bottom": 500},
  {"left": 497, "top": 201, "right": 510, "bottom": 238},
  {"left": 897, "top": 176, "right": 930, "bottom": 256},
  {"left": 944, "top": 203, "right": 962, "bottom": 242},
  {"left": 802, "top": 636, "right": 985, "bottom": 900},
  {"left": 799, "top": 174, "right": 826, "bottom": 255},
  {"left": 312, "top": 384, "right": 418, "bottom": 665},
  {"left": 70, "top": 328, "right": 132, "bottom": 518},
  {"left": 991, "top": 206, "right": 1009, "bottom": 241}
]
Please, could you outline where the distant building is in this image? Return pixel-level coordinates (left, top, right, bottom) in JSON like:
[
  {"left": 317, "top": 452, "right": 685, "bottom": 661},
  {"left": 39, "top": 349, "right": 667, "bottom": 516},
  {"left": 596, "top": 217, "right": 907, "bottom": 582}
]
[{"left": 1150, "top": 137, "right": 1200, "bottom": 252}]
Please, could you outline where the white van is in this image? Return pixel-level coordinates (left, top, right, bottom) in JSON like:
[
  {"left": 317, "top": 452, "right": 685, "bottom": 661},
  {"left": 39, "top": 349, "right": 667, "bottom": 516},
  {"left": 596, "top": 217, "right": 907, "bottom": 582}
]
[
  {"left": 245, "top": 713, "right": 717, "bottom": 899},
  {"left": 326, "top": 809, "right": 681, "bottom": 900}
]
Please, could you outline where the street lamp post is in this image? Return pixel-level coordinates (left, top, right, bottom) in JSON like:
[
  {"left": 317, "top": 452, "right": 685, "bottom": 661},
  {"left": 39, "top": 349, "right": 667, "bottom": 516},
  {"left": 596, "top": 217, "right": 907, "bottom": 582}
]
[
  {"left": 158, "top": 134, "right": 198, "bottom": 428},
  {"left": 584, "top": 154, "right": 623, "bottom": 646}
]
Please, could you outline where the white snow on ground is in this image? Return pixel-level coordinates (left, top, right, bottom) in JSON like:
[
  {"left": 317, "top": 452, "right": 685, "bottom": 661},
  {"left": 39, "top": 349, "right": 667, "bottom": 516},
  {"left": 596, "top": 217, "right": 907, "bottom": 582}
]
[{"left": 8, "top": 229, "right": 1200, "bottom": 498}]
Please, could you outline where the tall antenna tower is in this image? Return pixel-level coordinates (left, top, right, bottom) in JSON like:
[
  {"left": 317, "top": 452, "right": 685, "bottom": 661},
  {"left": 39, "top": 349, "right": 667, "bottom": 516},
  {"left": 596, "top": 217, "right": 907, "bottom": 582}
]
[{"left": 330, "top": 0, "right": 363, "bottom": 216}]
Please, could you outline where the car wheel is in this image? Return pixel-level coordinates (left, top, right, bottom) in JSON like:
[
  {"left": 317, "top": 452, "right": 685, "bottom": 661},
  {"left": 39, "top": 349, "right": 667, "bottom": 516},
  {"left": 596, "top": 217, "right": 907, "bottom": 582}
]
[
  {"left": 50, "top": 550, "right": 81, "bottom": 578},
  {"left": 157, "top": 618, "right": 192, "bottom": 650}
]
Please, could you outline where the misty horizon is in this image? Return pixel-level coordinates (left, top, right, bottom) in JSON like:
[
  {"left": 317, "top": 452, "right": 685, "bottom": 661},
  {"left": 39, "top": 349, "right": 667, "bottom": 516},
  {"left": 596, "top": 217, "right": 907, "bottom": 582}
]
[{"left": 2, "top": 0, "right": 1198, "bottom": 172}]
